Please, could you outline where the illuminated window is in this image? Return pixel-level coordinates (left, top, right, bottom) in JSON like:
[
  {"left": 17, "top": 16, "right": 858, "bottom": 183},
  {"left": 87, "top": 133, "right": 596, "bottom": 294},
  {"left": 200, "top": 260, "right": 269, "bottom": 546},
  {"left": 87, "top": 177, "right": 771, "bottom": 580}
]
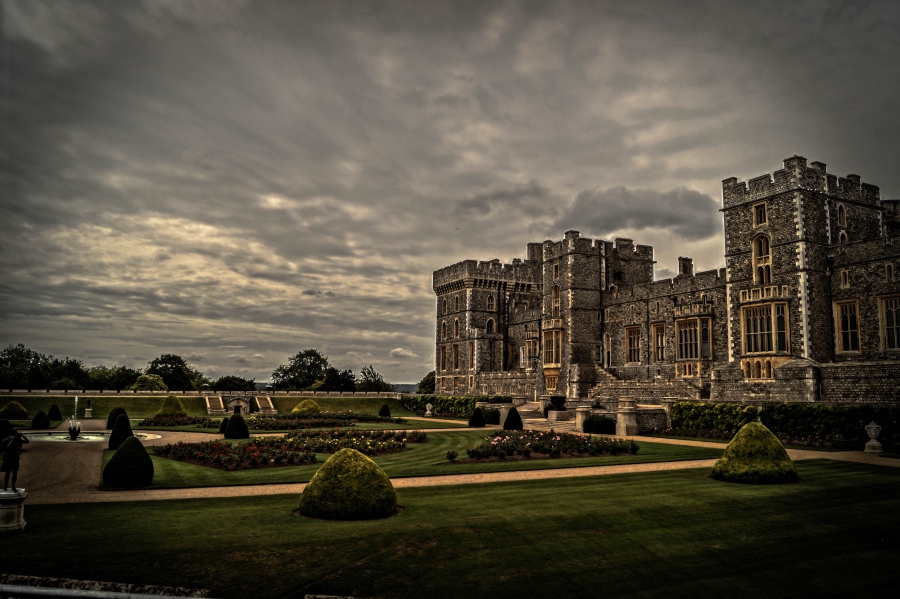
[
  {"left": 626, "top": 326, "right": 641, "bottom": 363},
  {"left": 835, "top": 301, "right": 859, "bottom": 353}
]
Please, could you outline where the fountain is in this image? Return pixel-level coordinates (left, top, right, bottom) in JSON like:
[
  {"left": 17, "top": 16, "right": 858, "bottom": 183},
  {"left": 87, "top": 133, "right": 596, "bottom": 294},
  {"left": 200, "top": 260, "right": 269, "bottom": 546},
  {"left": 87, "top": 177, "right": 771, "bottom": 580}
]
[{"left": 67, "top": 397, "right": 81, "bottom": 441}]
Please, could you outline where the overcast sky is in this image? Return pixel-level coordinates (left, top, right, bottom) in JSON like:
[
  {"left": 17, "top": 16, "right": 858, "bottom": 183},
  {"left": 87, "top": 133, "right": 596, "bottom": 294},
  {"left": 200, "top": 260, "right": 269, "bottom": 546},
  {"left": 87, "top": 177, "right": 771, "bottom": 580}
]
[{"left": 2, "top": 0, "right": 900, "bottom": 384}]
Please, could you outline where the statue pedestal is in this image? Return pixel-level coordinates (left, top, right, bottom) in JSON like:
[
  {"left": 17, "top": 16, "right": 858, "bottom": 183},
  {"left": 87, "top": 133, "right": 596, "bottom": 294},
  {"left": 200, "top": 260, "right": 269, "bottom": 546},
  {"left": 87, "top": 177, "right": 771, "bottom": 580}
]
[
  {"left": 0, "top": 489, "right": 28, "bottom": 532},
  {"left": 865, "top": 439, "right": 884, "bottom": 454},
  {"left": 84, "top": 408, "right": 93, "bottom": 418}
]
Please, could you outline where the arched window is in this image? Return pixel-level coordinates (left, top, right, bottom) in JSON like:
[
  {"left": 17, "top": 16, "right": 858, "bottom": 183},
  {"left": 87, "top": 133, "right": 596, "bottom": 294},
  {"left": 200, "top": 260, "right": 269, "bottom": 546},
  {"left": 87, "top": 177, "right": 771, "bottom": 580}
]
[
  {"left": 765, "top": 360, "right": 772, "bottom": 378},
  {"left": 656, "top": 301, "right": 660, "bottom": 313},
  {"left": 755, "top": 361, "right": 762, "bottom": 379},
  {"left": 455, "top": 296, "right": 460, "bottom": 312},
  {"left": 441, "top": 322, "right": 447, "bottom": 340},
  {"left": 839, "top": 231, "right": 848, "bottom": 246},
  {"left": 753, "top": 235, "right": 771, "bottom": 284},
  {"left": 838, "top": 204, "right": 847, "bottom": 227},
  {"left": 441, "top": 299, "right": 446, "bottom": 315},
  {"left": 887, "top": 264, "right": 895, "bottom": 282},
  {"left": 486, "top": 319, "right": 494, "bottom": 334},
  {"left": 744, "top": 362, "right": 751, "bottom": 379},
  {"left": 552, "top": 286, "right": 560, "bottom": 317},
  {"left": 487, "top": 295, "right": 494, "bottom": 311},
  {"left": 454, "top": 319, "right": 460, "bottom": 338}
]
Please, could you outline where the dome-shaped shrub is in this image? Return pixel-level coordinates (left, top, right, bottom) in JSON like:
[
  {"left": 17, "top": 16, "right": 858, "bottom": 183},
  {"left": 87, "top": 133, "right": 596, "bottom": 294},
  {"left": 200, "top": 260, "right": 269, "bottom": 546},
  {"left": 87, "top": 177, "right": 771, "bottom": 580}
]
[
  {"left": 218, "top": 417, "right": 230, "bottom": 434},
  {"left": 108, "top": 413, "right": 135, "bottom": 450},
  {"left": 299, "top": 448, "right": 397, "bottom": 520},
  {"left": 106, "top": 406, "right": 128, "bottom": 429},
  {"left": 48, "top": 404, "right": 63, "bottom": 421},
  {"left": 291, "top": 399, "right": 321, "bottom": 415},
  {"left": 31, "top": 410, "right": 50, "bottom": 429},
  {"left": 468, "top": 408, "right": 485, "bottom": 427},
  {"left": 102, "top": 436, "right": 154, "bottom": 489},
  {"left": 711, "top": 421, "right": 798, "bottom": 484},
  {"left": 224, "top": 414, "right": 249, "bottom": 439},
  {"left": 503, "top": 407, "right": 523, "bottom": 431},
  {"left": 378, "top": 404, "right": 391, "bottom": 418},
  {"left": 0, "top": 401, "right": 28, "bottom": 420},
  {"left": 156, "top": 395, "right": 188, "bottom": 417}
]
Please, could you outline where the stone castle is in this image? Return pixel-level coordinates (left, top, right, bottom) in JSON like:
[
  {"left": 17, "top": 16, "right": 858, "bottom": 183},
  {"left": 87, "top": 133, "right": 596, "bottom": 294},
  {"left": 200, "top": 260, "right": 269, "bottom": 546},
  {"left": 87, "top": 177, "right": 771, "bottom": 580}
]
[{"left": 433, "top": 156, "right": 900, "bottom": 405}]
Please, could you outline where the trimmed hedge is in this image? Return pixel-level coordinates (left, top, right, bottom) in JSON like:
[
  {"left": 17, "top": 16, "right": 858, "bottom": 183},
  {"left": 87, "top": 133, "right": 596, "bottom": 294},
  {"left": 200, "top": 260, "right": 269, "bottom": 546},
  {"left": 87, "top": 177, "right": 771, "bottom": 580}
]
[
  {"left": 103, "top": 436, "right": 154, "bottom": 489},
  {"left": 218, "top": 417, "right": 230, "bottom": 434},
  {"left": 760, "top": 403, "right": 900, "bottom": 451},
  {"left": 582, "top": 414, "right": 615, "bottom": 434},
  {"left": 711, "top": 422, "right": 798, "bottom": 484},
  {"left": 503, "top": 407, "right": 523, "bottom": 431},
  {"left": 468, "top": 408, "right": 485, "bottom": 427},
  {"left": 156, "top": 396, "right": 188, "bottom": 417},
  {"left": 292, "top": 399, "right": 321, "bottom": 415},
  {"left": 48, "top": 404, "right": 62, "bottom": 421},
  {"left": 109, "top": 413, "right": 135, "bottom": 450},
  {"left": 106, "top": 406, "right": 128, "bottom": 429},
  {"left": 298, "top": 448, "right": 397, "bottom": 520},
  {"left": 224, "top": 414, "right": 250, "bottom": 439},
  {"left": 378, "top": 404, "right": 391, "bottom": 418},
  {"left": 671, "top": 402, "right": 758, "bottom": 433},
  {"left": 400, "top": 395, "right": 512, "bottom": 418},
  {"left": 0, "top": 401, "right": 28, "bottom": 420},
  {"left": 31, "top": 410, "right": 50, "bottom": 429},
  {"left": 482, "top": 408, "right": 500, "bottom": 425}
]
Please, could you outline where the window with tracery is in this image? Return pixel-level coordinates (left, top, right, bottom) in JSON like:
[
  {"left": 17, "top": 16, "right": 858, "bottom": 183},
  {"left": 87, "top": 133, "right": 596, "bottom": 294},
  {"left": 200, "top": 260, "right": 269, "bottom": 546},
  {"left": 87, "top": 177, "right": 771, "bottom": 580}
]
[
  {"left": 753, "top": 235, "right": 771, "bottom": 284},
  {"left": 552, "top": 286, "right": 560, "bottom": 317}
]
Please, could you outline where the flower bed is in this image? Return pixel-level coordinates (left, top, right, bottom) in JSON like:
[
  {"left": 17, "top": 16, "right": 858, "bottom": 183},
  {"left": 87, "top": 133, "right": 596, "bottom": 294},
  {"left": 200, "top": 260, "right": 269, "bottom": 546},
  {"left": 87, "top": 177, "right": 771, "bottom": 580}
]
[
  {"left": 463, "top": 430, "right": 638, "bottom": 461},
  {"left": 244, "top": 411, "right": 406, "bottom": 430},
  {"left": 151, "top": 429, "right": 428, "bottom": 470},
  {"left": 138, "top": 416, "right": 220, "bottom": 428}
]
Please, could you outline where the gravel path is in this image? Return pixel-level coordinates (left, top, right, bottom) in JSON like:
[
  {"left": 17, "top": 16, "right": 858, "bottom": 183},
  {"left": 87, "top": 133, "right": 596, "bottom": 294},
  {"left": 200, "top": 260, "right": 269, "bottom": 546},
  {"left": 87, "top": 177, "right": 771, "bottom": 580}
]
[{"left": 13, "top": 423, "right": 899, "bottom": 506}]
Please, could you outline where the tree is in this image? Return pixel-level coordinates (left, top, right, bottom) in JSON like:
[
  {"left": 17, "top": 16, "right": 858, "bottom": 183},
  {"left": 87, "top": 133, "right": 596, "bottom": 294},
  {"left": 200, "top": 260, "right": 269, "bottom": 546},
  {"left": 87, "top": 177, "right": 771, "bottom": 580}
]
[
  {"left": 416, "top": 371, "right": 435, "bottom": 394},
  {"left": 131, "top": 374, "right": 168, "bottom": 391},
  {"left": 48, "top": 357, "right": 89, "bottom": 389},
  {"left": 212, "top": 375, "right": 256, "bottom": 392},
  {"left": 87, "top": 365, "right": 142, "bottom": 391},
  {"left": 355, "top": 365, "right": 394, "bottom": 392},
  {"left": 0, "top": 344, "right": 54, "bottom": 390},
  {"left": 271, "top": 349, "right": 329, "bottom": 390},
  {"left": 320, "top": 367, "right": 356, "bottom": 392},
  {"left": 147, "top": 354, "right": 198, "bottom": 391}
]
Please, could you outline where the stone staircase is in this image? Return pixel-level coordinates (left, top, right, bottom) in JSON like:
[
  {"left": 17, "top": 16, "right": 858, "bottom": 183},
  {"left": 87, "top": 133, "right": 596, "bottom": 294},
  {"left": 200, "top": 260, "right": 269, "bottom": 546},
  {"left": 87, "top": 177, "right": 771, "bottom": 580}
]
[
  {"left": 587, "top": 368, "right": 699, "bottom": 403},
  {"left": 518, "top": 401, "right": 577, "bottom": 432}
]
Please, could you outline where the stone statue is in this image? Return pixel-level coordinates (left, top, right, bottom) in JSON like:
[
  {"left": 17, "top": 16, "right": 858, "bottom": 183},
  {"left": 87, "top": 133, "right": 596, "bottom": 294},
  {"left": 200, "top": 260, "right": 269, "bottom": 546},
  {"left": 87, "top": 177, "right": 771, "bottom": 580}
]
[{"left": 1, "top": 428, "right": 30, "bottom": 492}]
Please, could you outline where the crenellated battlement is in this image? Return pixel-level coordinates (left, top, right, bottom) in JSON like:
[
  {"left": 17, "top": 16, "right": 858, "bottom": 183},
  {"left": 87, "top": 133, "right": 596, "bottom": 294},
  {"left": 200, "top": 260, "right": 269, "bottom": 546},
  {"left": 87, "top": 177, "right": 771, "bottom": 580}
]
[
  {"left": 433, "top": 258, "right": 540, "bottom": 291},
  {"left": 723, "top": 156, "right": 880, "bottom": 208},
  {"left": 540, "top": 230, "right": 604, "bottom": 261}
]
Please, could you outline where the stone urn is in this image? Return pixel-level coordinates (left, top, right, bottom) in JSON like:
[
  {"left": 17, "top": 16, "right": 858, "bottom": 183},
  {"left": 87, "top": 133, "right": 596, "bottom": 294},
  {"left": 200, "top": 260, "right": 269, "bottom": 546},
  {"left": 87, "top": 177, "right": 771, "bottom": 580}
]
[
  {"left": 425, "top": 403, "right": 433, "bottom": 417},
  {"left": 864, "top": 421, "right": 883, "bottom": 454}
]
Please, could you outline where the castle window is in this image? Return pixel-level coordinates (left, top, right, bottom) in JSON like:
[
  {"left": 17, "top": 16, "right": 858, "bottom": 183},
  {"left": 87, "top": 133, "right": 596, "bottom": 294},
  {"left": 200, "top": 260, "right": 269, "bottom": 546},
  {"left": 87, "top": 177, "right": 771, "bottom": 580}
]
[
  {"left": 487, "top": 295, "right": 495, "bottom": 311},
  {"left": 594, "top": 345, "right": 602, "bottom": 361},
  {"left": 441, "top": 299, "right": 447, "bottom": 315},
  {"left": 552, "top": 286, "right": 560, "bottom": 317},
  {"left": 776, "top": 304, "right": 788, "bottom": 352},
  {"left": 553, "top": 264, "right": 560, "bottom": 279},
  {"left": 834, "top": 301, "right": 859, "bottom": 353},
  {"left": 453, "top": 344, "right": 459, "bottom": 370},
  {"left": 469, "top": 341, "right": 475, "bottom": 369},
  {"left": 440, "top": 346, "right": 446, "bottom": 371},
  {"left": 626, "top": 326, "right": 641, "bottom": 364},
  {"left": 454, "top": 319, "right": 460, "bottom": 338},
  {"left": 676, "top": 319, "right": 699, "bottom": 360},
  {"left": 701, "top": 294, "right": 708, "bottom": 304},
  {"left": 840, "top": 270, "right": 850, "bottom": 289},
  {"left": 604, "top": 333, "right": 611, "bottom": 367},
  {"left": 453, "top": 377, "right": 459, "bottom": 389},
  {"left": 701, "top": 319, "right": 711, "bottom": 358},
  {"left": 486, "top": 319, "right": 494, "bottom": 334},
  {"left": 656, "top": 301, "right": 660, "bottom": 313},
  {"left": 455, "top": 296, "right": 460, "bottom": 312},
  {"left": 839, "top": 231, "right": 848, "bottom": 246},
  {"left": 545, "top": 375, "right": 558, "bottom": 391},
  {"left": 743, "top": 306, "right": 773, "bottom": 353},
  {"left": 887, "top": 264, "right": 894, "bottom": 282},
  {"left": 753, "top": 235, "right": 771, "bottom": 284},
  {"left": 765, "top": 360, "right": 772, "bottom": 379},
  {"left": 441, "top": 321, "right": 447, "bottom": 340},
  {"left": 543, "top": 330, "right": 562, "bottom": 365},
  {"left": 881, "top": 296, "right": 900, "bottom": 351},
  {"left": 753, "top": 203, "right": 767, "bottom": 227},
  {"left": 838, "top": 204, "right": 847, "bottom": 227},
  {"left": 653, "top": 324, "right": 665, "bottom": 362},
  {"left": 469, "top": 375, "right": 474, "bottom": 388}
]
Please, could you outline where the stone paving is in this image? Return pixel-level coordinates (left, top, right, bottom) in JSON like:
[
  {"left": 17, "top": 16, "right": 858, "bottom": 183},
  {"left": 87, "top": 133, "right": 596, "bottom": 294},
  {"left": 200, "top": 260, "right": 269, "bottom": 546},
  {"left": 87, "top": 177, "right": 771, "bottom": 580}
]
[{"left": 13, "top": 420, "right": 899, "bottom": 506}]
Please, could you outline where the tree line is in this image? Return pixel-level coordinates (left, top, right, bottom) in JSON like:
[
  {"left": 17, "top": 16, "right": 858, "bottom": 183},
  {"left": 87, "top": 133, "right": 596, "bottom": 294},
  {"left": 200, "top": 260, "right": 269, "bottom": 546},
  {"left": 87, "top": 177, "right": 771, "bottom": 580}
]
[{"left": 0, "top": 344, "right": 400, "bottom": 393}]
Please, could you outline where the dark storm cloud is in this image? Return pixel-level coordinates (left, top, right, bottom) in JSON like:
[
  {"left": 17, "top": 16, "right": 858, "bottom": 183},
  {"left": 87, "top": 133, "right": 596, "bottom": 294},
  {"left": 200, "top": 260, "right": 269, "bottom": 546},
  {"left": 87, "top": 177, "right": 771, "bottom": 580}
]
[
  {"left": 2, "top": 0, "right": 900, "bottom": 382},
  {"left": 554, "top": 187, "right": 721, "bottom": 240}
]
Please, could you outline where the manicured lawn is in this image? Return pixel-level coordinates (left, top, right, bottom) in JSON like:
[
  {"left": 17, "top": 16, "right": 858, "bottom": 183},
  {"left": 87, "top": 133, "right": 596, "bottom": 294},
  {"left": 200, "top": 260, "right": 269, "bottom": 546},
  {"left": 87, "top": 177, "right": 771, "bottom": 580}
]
[
  {"left": 641, "top": 432, "right": 852, "bottom": 452},
  {"left": 8, "top": 420, "right": 64, "bottom": 430},
  {"left": 1, "top": 395, "right": 208, "bottom": 419},
  {"left": 105, "top": 431, "right": 724, "bottom": 488},
  {"left": 132, "top": 419, "right": 470, "bottom": 434},
  {"left": 270, "top": 396, "right": 414, "bottom": 416},
  {"left": 9, "top": 460, "right": 900, "bottom": 598}
]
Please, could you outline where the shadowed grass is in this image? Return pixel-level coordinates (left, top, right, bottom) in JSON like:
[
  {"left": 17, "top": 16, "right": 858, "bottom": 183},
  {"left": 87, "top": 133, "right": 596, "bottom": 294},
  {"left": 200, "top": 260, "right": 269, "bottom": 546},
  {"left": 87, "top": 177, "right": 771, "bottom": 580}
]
[
  {"left": 7, "top": 460, "right": 900, "bottom": 599},
  {"left": 133, "top": 419, "right": 470, "bottom": 434},
  {"left": 105, "top": 431, "right": 724, "bottom": 488},
  {"left": 270, "top": 396, "right": 414, "bottom": 416}
]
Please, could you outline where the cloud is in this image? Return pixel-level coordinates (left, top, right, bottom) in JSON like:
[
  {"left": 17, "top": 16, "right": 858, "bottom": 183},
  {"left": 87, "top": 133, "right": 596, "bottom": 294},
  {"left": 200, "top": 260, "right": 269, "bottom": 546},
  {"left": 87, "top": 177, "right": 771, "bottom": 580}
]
[
  {"left": 455, "top": 182, "right": 554, "bottom": 218},
  {"left": 390, "top": 347, "right": 419, "bottom": 359}
]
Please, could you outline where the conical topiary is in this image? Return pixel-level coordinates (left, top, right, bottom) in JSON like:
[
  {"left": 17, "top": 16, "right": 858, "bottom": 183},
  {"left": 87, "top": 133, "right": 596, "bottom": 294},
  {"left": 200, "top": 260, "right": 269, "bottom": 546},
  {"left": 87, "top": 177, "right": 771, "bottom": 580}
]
[
  {"left": 103, "top": 436, "right": 154, "bottom": 489},
  {"left": 468, "top": 408, "right": 485, "bottom": 427},
  {"left": 106, "top": 406, "right": 128, "bottom": 429},
  {"left": 224, "top": 413, "right": 249, "bottom": 439},
  {"left": 378, "top": 404, "right": 391, "bottom": 418},
  {"left": 503, "top": 407, "right": 523, "bottom": 431},
  {"left": 292, "top": 399, "right": 321, "bottom": 415},
  {"left": 218, "top": 417, "right": 230, "bottom": 434},
  {"left": 711, "top": 421, "right": 799, "bottom": 484},
  {"left": 31, "top": 410, "right": 50, "bottom": 429},
  {"left": 299, "top": 448, "right": 397, "bottom": 520},
  {"left": 48, "top": 403, "right": 63, "bottom": 421},
  {"left": 156, "top": 395, "right": 188, "bottom": 417},
  {"left": 109, "top": 413, "right": 135, "bottom": 450},
  {"left": 0, "top": 401, "right": 28, "bottom": 419}
]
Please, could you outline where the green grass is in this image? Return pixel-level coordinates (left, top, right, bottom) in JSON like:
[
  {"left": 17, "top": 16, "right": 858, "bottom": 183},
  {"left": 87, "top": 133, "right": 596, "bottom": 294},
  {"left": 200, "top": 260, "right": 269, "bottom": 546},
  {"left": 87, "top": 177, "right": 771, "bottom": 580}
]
[
  {"left": 8, "top": 460, "right": 900, "bottom": 598},
  {"left": 107, "top": 431, "right": 724, "bottom": 488},
  {"left": 1, "top": 395, "right": 207, "bottom": 419},
  {"left": 133, "top": 419, "right": 470, "bottom": 434},
  {"left": 641, "top": 432, "right": 852, "bottom": 452},
  {"left": 8, "top": 420, "right": 64, "bottom": 429},
  {"left": 270, "top": 396, "right": 414, "bottom": 416}
]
